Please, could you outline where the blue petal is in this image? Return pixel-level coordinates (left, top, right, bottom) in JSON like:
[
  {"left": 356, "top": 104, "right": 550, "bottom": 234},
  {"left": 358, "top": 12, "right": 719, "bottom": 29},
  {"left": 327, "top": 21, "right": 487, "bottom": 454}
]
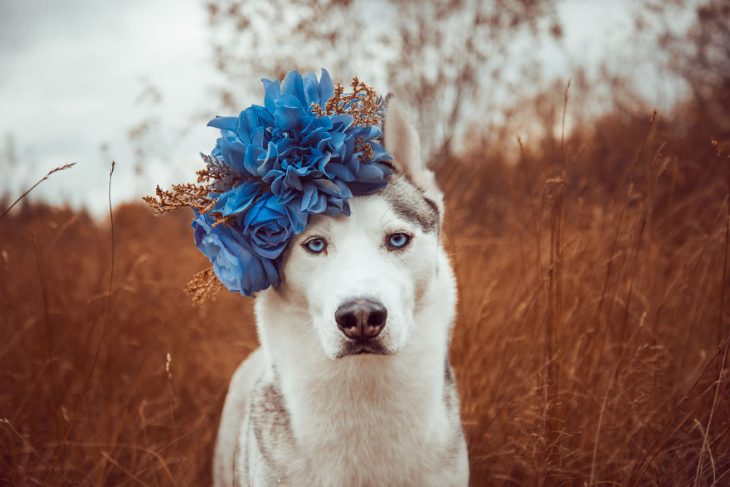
[
  {"left": 285, "top": 199, "right": 308, "bottom": 233},
  {"left": 349, "top": 180, "right": 388, "bottom": 195},
  {"left": 215, "top": 181, "right": 262, "bottom": 216},
  {"left": 334, "top": 179, "right": 353, "bottom": 199},
  {"left": 331, "top": 114, "right": 353, "bottom": 131},
  {"left": 341, "top": 200, "right": 351, "bottom": 216},
  {"left": 302, "top": 72, "right": 320, "bottom": 107},
  {"left": 270, "top": 176, "right": 284, "bottom": 195},
  {"left": 318, "top": 69, "right": 334, "bottom": 107},
  {"left": 262, "top": 258, "right": 280, "bottom": 287},
  {"left": 262, "top": 78, "right": 281, "bottom": 112},
  {"left": 281, "top": 71, "right": 305, "bottom": 104},
  {"left": 252, "top": 104, "right": 275, "bottom": 126},
  {"left": 323, "top": 205, "right": 343, "bottom": 217},
  {"left": 208, "top": 116, "right": 237, "bottom": 131},
  {"left": 313, "top": 179, "right": 343, "bottom": 198},
  {"left": 316, "top": 152, "right": 332, "bottom": 174},
  {"left": 275, "top": 104, "right": 305, "bottom": 131},
  {"left": 310, "top": 194, "right": 327, "bottom": 213},
  {"left": 251, "top": 242, "right": 286, "bottom": 260},
  {"left": 277, "top": 93, "right": 306, "bottom": 110},
  {"left": 355, "top": 163, "right": 385, "bottom": 182},
  {"left": 300, "top": 183, "right": 317, "bottom": 212},
  {"left": 326, "top": 162, "right": 355, "bottom": 182},
  {"left": 244, "top": 145, "right": 261, "bottom": 177},
  {"left": 284, "top": 168, "right": 303, "bottom": 191},
  {"left": 257, "top": 142, "right": 278, "bottom": 176},
  {"left": 327, "top": 132, "right": 345, "bottom": 153}
]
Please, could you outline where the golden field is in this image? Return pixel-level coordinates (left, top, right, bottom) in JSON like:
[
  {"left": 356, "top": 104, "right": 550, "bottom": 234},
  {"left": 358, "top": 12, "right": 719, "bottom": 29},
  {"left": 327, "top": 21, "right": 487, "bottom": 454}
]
[{"left": 1, "top": 106, "right": 729, "bottom": 485}]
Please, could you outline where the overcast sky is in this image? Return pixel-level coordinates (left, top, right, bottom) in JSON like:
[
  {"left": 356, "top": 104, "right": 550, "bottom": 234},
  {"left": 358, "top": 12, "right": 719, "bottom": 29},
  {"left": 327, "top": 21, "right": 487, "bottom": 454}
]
[
  {"left": 0, "top": 0, "right": 220, "bottom": 215},
  {"left": 0, "top": 0, "right": 681, "bottom": 217}
]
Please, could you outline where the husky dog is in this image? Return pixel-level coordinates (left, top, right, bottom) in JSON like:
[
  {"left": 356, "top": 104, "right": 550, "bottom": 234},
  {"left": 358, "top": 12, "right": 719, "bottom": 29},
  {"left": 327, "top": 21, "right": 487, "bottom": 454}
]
[{"left": 213, "top": 100, "right": 468, "bottom": 486}]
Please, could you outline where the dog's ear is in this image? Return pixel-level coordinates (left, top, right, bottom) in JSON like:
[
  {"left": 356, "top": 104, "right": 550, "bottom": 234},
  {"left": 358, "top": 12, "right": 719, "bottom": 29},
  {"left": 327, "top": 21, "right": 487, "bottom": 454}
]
[{"left": 384, "top": 98, "right": 444, "bottom": 214}]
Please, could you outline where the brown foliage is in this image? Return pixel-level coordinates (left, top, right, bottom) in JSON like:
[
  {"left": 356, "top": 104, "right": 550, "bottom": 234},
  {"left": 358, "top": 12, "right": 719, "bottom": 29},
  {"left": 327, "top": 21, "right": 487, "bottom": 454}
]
[{"left": 2, "top": 105, "right": 730, "bottom": 485}]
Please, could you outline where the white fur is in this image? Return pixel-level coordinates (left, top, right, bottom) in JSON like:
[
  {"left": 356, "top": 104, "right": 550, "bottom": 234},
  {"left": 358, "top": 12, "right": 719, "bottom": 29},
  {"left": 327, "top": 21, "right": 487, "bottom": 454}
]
[{"left": 213, "top": 101, "right": 468, "bottom": 486}]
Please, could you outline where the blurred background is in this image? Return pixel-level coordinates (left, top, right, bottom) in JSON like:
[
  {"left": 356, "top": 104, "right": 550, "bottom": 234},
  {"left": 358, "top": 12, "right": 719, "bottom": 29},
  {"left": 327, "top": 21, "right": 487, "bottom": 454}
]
[
  {"left": 0, "top": 0, "right": 702, "bottom": 212},
  {"left": 2, "top": 0, "right": 730, "bottom": 485}
]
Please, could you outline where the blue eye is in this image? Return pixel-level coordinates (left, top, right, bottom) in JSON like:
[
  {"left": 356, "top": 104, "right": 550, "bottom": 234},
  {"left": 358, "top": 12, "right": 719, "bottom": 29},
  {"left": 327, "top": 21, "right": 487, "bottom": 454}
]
[
  {"left": 387, "top": 232, "right": 411, "bottom": 250},
  {"left": 304, "top": 237, "right": 327, "bottom": 254}
]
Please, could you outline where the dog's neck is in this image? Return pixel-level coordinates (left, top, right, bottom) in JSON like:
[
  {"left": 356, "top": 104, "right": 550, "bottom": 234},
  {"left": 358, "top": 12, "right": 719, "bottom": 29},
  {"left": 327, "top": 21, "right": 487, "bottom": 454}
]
[{"left": 253, "top": 250, "right": 457, "bottom": 460}]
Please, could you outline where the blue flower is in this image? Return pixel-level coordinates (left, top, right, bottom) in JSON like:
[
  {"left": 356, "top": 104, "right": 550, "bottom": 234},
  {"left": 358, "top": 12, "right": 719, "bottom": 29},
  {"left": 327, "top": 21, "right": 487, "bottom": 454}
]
[
  {"left": 254, "top": 71, "right": 392, "bottom": 217},
  {"left": 243, "top": 193, "right": 302, "bottom": 260},
  {"left": 199, "top": 68, "right": 393, "bottom": 296},
  {"left": 193, "top": 212, "right": 279, "bottom": 296}
]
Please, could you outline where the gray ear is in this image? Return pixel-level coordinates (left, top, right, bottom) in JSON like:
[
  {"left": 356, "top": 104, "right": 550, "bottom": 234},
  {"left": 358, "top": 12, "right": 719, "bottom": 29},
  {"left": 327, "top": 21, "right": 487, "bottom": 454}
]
[{"left": 384, "top": 99, "right": 444, "bottom": 215}]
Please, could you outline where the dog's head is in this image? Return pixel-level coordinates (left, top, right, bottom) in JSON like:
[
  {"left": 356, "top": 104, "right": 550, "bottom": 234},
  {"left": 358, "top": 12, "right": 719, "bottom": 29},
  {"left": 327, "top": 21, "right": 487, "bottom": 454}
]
[{"left": 265, "top": 100, "right": 445, "bottom": 359}]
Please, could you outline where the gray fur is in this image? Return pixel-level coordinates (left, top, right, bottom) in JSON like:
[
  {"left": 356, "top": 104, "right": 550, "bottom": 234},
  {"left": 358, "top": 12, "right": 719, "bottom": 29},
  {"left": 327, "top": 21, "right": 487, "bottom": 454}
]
[
  {"left": 241, "top": 379, "right": 294, "bottom": 485},
  {"left": 381, "top": 173, "right": 440, "bottom": 233},
  {"left": 443, "top": 361, "right": 467, "bottom": 464}
]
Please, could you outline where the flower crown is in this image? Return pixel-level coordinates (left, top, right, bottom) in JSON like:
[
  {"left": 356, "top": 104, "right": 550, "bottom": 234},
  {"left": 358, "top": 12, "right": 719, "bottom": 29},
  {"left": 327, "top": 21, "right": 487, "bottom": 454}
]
[{"left": 145, "top": 69, "right": 392, "bottom": 302}]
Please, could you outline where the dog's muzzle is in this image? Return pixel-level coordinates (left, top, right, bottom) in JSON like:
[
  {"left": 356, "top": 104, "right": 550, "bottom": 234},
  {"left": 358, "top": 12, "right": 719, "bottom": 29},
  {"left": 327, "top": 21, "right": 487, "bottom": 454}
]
[{"left": 335, "top": 297, "right": 387, "bottom": 343}]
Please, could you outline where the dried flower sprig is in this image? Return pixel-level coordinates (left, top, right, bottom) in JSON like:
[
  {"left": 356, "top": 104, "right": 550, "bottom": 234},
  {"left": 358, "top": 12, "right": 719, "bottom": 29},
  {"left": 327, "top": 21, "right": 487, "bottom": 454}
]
[
  {"left": 184, "top": 267, "right": 223, "bottom": 304},
  {"left": 143, "top": 153, "right": 244, "bottom": 225},
  {"left": 196, "top": 153, "right": 243, "bottom": 193},
  {"left": 311, "top": 76, "right": 382, "bottom": 128},
  {"left": 311, "top": 78, "right": 383, "bottom": 163},
  {"left": 143, "top": 183, "right": 213, "bottom": 215}
]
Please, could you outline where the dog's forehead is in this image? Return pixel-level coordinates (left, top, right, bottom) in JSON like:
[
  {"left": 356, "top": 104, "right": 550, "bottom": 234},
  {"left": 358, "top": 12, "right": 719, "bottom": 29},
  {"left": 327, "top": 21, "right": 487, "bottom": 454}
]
[{"left": 303, "top": 174, "right": 439, "bottom": 235}]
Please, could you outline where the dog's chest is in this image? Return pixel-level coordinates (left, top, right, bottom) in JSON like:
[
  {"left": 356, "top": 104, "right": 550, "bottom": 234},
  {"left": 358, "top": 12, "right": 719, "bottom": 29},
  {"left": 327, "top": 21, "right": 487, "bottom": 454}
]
[
  {"left": 272, "top": 415, "right": 450, "bottom": 486},
  {"left": 242, "top": 375, "right": 457, "bottom": 486}
]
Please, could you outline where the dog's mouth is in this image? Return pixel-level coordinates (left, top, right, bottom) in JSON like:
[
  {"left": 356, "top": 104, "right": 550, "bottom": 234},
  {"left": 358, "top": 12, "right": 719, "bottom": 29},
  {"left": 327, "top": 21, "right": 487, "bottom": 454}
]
[{"left": 336, "top": 340, "right": 391, "bottom": 359}]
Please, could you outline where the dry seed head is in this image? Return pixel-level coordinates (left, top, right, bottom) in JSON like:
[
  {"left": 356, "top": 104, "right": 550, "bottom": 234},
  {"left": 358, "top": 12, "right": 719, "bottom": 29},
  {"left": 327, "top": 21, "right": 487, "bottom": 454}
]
[
  {"left": 49, "top": 162, "right": 77, "bottom": 176},
  {"left": 144, "top": 153, "right": 243, "bottom": 223},
  {"left": 544, "top": 176, "right": 567, "bottom": 205},
  {"left": 185, "top": 267, "right": 223, "bottom": 305},
  {"left": 165, "top": 352, "right": 172, "bottom": 379},
  {"left": 315, "top": 77, "right": 382, "bottom": 128},
  {"left": 355, "top": 137, "right": 374, "bottom": 163},
  {"left": 143, "top": 184, "right": 213, "bottom": 215},
  {"left": 310, "top": 76, "right": 382, "bottom": 163},
  {"left": 197, "top": 153, "right": 243, "bottom": 192},
  {"left": 211, "top": 214, "right": 237, "bottom": 228}
]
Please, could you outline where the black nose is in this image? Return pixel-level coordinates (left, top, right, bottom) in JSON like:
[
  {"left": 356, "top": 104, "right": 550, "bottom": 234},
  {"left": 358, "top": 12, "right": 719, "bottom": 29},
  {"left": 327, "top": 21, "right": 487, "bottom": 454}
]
[{"left": 335, "top": 298, "right": 387, "bottom": 342}]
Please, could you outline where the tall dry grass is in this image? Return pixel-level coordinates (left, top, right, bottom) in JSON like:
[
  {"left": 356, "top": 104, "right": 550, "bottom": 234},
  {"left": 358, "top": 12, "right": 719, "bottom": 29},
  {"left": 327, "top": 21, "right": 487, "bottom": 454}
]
[{"left": 1, "top": 103, "right": 729, "bottom": 485}]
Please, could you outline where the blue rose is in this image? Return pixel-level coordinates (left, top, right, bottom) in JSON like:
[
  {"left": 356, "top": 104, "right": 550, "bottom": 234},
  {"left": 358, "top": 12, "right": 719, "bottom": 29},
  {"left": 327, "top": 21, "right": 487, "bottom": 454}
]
[
  {"left": 243, "top": 193, "right": 305, "bottom": 259},
  {"left": 193, "top": 212, "right": 279, "bottom": 296}
]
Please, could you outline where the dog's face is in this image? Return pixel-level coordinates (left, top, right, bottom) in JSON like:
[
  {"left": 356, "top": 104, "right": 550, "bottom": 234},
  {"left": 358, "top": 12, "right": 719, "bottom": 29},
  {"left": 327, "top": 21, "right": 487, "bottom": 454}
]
[
  {"left": 272, "top": 101, "right": 446, "bottom": 359},
  {"left": 280, "top": 175, "right": 440, "bottom": 358}
]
